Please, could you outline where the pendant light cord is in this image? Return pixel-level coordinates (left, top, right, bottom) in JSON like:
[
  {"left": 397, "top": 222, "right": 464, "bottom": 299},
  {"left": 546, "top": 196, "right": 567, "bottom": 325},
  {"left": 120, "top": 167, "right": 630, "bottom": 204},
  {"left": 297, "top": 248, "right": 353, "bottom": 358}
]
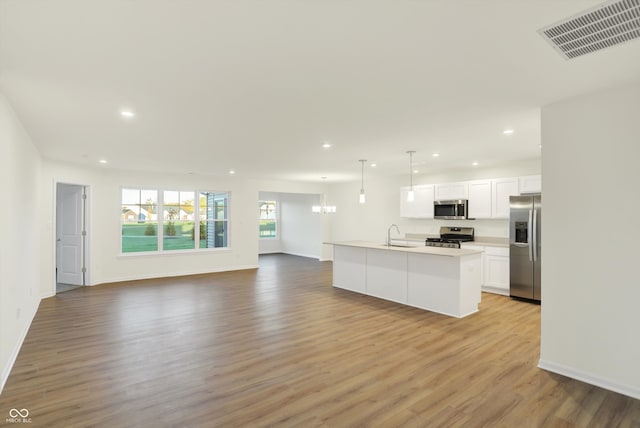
[{"left": 407, "top": 151, "right": 415, "bottom": 190}]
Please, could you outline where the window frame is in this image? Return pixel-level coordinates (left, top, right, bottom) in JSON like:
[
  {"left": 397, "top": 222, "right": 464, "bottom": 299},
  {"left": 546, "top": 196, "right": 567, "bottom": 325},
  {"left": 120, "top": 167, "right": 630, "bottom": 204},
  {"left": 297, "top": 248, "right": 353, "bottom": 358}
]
[
  {"left": 259, "top": 200, "right": 278, "bottom": 239},
  {"left": 120, "top": 187, "right": 230, "bottom": 255}
]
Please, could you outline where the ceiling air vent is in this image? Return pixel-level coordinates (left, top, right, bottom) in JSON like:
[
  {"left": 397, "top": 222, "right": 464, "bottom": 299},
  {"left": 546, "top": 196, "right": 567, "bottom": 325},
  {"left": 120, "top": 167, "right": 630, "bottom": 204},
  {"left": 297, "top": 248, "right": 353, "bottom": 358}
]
[{"left": 538, "top": 0, "right": 640, "bottom": 59}]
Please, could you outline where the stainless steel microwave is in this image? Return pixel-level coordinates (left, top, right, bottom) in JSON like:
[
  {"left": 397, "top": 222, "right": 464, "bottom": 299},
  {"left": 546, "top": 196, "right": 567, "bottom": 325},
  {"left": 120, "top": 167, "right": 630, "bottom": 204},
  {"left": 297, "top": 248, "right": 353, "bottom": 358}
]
[{"left": 434, "top": 200, "right": 468, "bottom": 220}]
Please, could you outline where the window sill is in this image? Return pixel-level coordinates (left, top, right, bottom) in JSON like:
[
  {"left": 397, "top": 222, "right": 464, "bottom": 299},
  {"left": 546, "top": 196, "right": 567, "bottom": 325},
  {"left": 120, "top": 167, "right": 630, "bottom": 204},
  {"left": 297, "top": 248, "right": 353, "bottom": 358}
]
[{"left": 118, "top": 247, "right": 232, "bottom": 258}]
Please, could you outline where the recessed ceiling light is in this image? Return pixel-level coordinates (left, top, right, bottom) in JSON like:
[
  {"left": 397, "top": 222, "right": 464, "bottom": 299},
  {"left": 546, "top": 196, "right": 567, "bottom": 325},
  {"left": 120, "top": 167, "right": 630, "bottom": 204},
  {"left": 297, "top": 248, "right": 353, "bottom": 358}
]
[
  {"left": 99, "top": 159, "right": 108, "bottom": 164},
  {"left": 432, "top": 153, "right": 440, "bottom": 157},
  {"left": 120, "top": 110, "right": 135, "bottom": 118},
  {"left": 370, "top": 163, "right": 377, "bottom": 167},
  {"left": 413, "top": 169, "right": 419, "bottom": 174},
  {"left": 229, "top": 170, "right": 236, "bottom": 175},
  {"left": 472, "top": 161, "right": 479, "bottom": 166},
  {"left": 322, "top": 143, "right": 332, "bottom": 149},
  {"left": 503, "top": 129, "right": 514, "bottom": 135}
]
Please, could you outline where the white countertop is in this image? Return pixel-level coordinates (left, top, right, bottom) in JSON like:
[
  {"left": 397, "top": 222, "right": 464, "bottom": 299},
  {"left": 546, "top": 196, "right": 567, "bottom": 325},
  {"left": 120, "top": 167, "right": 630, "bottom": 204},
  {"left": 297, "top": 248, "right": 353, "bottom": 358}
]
[{"left": 327, "top": 241, "right": 483, "bottom": 257}]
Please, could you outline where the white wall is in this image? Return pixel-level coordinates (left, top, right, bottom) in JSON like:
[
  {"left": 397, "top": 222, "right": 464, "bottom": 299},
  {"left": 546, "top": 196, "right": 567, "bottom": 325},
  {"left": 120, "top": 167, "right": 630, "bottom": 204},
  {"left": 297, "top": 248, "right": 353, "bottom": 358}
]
[
  {"left": 539, "top": 80, "right": 640, "bottom": 399},
  {"left": 280, "top": 193, "right": 322, "bottom": 259},
  {"left": 326, "top": 158, "right": 541, "bottom": 244},
  {"left": 38, "top": 162, "right": 329, "bottom": 294},
  {"left": 258, "top": 191, "right": 326, "bottom": 259},
  {"left": 0, "top": 94, "right": 42, "bottom": 392}
]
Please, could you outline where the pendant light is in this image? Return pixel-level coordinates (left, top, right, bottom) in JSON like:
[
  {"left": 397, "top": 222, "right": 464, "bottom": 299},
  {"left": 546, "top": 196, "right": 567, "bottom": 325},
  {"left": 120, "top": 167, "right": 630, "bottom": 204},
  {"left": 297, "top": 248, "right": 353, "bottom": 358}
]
[
  {"left": 407, "top": 151, "right": 415, "bottom": 202},
  {"left": 359, "top": 159, "right": 367, "bottom": 204},
  {"left": 312, "top": 194, "right": 337, "bottom": 214},
  {"left": 312, "top": 177, "right": 337, "bottom": 214}
]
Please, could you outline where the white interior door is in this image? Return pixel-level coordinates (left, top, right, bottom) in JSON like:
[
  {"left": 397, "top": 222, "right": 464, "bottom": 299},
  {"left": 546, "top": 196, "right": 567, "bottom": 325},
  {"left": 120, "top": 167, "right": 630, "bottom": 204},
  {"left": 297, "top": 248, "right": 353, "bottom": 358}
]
[{"left": 56, "top": 184, "right": 84, "bottom": 285}]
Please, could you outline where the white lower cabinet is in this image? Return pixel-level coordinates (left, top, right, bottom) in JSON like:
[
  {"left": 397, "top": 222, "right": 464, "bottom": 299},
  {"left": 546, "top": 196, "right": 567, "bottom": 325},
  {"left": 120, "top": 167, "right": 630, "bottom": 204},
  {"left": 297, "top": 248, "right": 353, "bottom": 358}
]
[
  {"left": 461, "top": 244, "right": 509, "bottom": 295},
  {"left": 483, "top": 246, "right": 509, "bottom": 295}
]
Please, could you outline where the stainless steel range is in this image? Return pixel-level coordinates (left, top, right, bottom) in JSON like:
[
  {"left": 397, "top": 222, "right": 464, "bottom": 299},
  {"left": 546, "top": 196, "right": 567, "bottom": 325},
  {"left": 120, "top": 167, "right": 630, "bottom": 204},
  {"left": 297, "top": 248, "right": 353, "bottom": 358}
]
[{"left": 425, "top": 226, "right": 474, "bottom": 248}]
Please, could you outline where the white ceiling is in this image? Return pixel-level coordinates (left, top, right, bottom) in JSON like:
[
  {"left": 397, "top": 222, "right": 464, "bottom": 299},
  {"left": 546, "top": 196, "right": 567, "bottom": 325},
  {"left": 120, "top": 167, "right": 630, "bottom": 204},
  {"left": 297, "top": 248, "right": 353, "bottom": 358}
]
[{"left": 2, "top": 0, "right": 640, "bottom": 182}]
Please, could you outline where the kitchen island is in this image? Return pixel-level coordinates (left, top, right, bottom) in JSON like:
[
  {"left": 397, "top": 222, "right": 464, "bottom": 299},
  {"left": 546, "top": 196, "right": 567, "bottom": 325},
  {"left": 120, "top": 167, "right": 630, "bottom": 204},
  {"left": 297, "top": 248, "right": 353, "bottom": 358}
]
[{"left": 330, "top": 241, "right": 483, "bottom": 318}]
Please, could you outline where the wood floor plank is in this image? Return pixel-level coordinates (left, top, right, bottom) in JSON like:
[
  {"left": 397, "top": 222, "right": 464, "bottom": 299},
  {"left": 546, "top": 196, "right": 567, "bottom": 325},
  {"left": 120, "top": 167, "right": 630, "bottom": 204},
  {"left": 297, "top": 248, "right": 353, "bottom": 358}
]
[{"left": 1, "top": 254, "right": 639, "bottom": 427}]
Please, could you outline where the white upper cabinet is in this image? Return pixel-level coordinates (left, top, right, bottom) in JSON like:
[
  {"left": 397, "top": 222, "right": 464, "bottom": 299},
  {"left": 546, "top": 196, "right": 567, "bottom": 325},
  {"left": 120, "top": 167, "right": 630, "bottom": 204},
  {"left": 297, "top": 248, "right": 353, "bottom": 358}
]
[
  {"left": 400, "top": 174, "right": 540, "bottom": 220},
  {"left": 519, "top": 175, "right": 542, "bottom": 194},
  {"left": 435, "top": 182, "right": 468, "bottom": 201},
  {"left": 400, "top": 185, "right": 434, "bottom": 218},
  {"left": 492, "top": 178, "right": 519, "bottom": 219},
  {"left": 467, "top": 180, "right": 492, "bottom": 219}
]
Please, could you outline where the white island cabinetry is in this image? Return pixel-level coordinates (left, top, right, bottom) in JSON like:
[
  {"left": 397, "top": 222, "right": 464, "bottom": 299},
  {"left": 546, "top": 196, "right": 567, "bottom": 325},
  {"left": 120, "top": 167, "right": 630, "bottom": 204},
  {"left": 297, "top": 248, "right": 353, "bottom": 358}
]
[
  {"left": 331, "top": 242, "right": 482, "bottom": 318},
  {"left": 333, "top": 245, "right": 366, "bottom": 293},
  {"left": 366, "top": 249, "right": 408, "bottom": 304}
]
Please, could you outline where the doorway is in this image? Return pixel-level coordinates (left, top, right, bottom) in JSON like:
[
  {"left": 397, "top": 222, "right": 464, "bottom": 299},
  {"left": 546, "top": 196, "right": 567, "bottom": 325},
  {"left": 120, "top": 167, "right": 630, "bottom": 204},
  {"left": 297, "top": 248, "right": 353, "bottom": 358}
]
[{"left": 55, "top": 183, "right": 88, "bottom": 293}]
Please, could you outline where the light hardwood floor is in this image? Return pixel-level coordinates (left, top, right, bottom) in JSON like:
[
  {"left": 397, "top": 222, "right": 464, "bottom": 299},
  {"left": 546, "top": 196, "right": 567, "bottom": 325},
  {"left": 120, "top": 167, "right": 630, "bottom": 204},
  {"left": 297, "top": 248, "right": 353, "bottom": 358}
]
[{"left": 1, "top": 254, "right": 638, "bottom": 427}]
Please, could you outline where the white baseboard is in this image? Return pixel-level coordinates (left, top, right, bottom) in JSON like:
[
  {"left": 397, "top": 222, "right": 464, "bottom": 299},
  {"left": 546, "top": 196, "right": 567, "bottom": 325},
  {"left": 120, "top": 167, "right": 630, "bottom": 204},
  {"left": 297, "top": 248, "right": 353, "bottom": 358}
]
[
  {"left": 538, "top": 359, "right": 640, "bottom": 400},
  {"left": 281, "top": 251, "right": 321, "bottom": 260},
  {"left": 1, "top": 298, "right": 41, "bottom": 395},
  {"left": 481, "top": 286, "right": 509, "bottom": 296},
  {"left": 96, "top": 264, "right": 259, "bottom": 285}
]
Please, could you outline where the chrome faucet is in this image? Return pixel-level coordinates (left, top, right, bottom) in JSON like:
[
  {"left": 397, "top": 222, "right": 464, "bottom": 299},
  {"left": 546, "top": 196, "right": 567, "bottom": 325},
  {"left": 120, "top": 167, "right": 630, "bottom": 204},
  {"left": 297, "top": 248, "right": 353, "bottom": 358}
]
[{"left": 387, "top": 224, "right": 400, "bottom": 247}]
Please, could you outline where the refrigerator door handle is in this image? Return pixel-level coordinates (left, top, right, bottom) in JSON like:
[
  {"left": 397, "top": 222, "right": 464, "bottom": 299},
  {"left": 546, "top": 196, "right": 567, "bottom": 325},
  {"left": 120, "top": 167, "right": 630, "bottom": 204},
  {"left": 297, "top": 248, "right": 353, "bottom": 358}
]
[
  {"left": 528, "top": 209, "right": 533, "bottom": 262},
  {"left": 533, "top": 208, "right": 538, "bottom": 262}
]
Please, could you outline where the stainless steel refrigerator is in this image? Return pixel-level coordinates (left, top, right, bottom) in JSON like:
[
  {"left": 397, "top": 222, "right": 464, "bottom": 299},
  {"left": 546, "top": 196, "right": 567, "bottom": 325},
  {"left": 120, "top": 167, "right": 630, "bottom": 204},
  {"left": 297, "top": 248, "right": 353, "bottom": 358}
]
[{"left": 509, "top": 194, "right": 541, "bottom": 302}]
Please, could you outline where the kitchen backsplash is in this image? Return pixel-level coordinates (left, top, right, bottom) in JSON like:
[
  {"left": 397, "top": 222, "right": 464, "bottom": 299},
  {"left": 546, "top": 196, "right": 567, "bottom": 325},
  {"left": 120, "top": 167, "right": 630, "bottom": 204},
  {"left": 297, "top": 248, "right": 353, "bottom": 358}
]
[{"left": 398, "top": 218, "right": 508, "bottom": 239}]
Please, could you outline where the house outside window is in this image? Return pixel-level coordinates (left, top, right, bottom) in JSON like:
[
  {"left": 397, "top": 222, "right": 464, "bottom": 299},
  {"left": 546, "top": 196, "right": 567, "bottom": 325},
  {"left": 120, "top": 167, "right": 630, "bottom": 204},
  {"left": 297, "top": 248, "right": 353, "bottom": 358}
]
[
  {"left": 163, "top": 190, "right": 196, "bottom": 251},
  {"left": 200, "top": 192, "right": 228, "bottom": 249},
  {"left": 259, "top": 200, "right": 277, "bottom": 238},
  {"left": 121, "top": 188, "right": 159, "bottom": 253}
]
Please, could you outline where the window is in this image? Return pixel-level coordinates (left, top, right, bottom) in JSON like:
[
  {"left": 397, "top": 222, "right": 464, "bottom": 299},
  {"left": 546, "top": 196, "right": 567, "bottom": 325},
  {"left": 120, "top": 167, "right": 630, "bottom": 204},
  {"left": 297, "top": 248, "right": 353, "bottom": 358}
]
[
  {"left": 121, "top": 188, "right": 229, "bottom": 253},
  {"left": 199, "top": 192, "right": 228, "bottom": 248},
  {"left": 121, "top": 188, "right": 158, "bottom": 253},
  {"left": 163, "top": 191, "right": 195, "bottom": 251},
  {"left": 259, "top": 200, "right": 277, "bottom": 238}
]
